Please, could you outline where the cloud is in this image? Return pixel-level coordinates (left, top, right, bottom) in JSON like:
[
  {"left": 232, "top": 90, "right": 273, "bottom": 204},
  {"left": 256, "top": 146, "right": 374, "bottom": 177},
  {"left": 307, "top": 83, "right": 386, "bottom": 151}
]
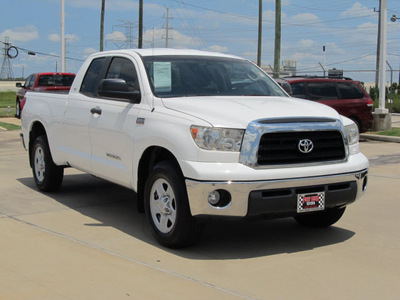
[
  {"left": 48, "top": 33, "right": 80, "bottom": 43},
  {"left": 0, "top": 25, "right": 39, "bottom": 42},
  {"left": 143, "top": 28, "right": 203, "bottom": 49},
  {"left": 48, "top": 33, "right": 60, "bottom": 42},
  {"left": 106, "top": 31, "right": 127, "bottom": 42},
  {"left": 341, "top": 2, "right": 375, "bottom": 18},
  {"left": 207, "top": 45, "right": 229, "bottom": 53},
  {"left": 290, "top": 13, "right": 321, "bottom": 25},
  {"left": 83, "top": 48, "right": 97, "bottom": 57}
]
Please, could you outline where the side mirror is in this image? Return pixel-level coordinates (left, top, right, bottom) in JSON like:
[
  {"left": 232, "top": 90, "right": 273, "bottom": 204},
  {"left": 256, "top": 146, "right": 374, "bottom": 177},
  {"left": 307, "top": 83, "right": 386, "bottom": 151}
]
[
  {"left": 16, "top": 82, "right": 22, "bottom": 88},
  {"left": 97, "top": 79, "right": 141, "bottom": 103}
]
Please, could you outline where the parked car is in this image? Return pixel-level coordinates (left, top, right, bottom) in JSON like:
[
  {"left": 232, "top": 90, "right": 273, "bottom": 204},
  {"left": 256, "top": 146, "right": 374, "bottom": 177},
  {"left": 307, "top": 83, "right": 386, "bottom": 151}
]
[
  {"left": 15, "top": 72, "right": 75, "bottom": 118},
  {"left": 282, "top": 76, "right": 373, "bottom": 132},
  {"left": 21, "top": 49, "right": 368, "bottom": 247}
]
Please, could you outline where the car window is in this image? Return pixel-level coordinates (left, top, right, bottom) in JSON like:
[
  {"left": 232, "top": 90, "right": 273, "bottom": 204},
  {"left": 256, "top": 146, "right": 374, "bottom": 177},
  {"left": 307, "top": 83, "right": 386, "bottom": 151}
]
[
  {"left": 337, "top": 82, "right": 364, "bottom": 99},
  {"left": 290, "top": 82, "right": 306, "bottom": 98},
  {"left": 26, "top": 75, "right": 36, "bottom": 88},
  {"left": 38, "top": 75, "right": 75, "bottom": 87},
  {"left": 106, "top": 57, "right": 140, "bottom": 92},
  {"left": 80, "top": 57, "right": 106, "bottom": 97},
  {"left": 142, "top": 56, "right": 286, "bottom": 98},
  {"left": 307, "top": 82, "right": 338, "bottom": 100}
]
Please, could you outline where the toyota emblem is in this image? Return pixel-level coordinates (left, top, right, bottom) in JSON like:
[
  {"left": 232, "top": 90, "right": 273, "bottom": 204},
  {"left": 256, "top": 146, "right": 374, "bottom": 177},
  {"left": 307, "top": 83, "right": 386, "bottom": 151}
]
[{"left": 298, "top": 139, "right": 314, "bottom": 153}]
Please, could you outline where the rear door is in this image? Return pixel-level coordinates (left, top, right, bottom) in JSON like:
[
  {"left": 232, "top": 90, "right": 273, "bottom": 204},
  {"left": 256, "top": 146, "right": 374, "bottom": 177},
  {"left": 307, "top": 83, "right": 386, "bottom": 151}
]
[{"left": 63, "top": 57, "right": 108, "bottom": 172}]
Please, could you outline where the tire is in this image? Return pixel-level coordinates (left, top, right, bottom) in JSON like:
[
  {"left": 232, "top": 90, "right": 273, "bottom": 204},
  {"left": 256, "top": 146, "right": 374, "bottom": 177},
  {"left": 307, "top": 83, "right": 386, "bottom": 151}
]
[
  {"left": 31, "top": 136, "right": 64, "bottom": 192},
  {"left": 16, "top": 100, "right": 21, "bottom": 119},
  {"left": 294, "top": 207, "right": 346, "bottom": 228},
  {"left": 144, "top": 161, "right": 199, "bottom": 248}
]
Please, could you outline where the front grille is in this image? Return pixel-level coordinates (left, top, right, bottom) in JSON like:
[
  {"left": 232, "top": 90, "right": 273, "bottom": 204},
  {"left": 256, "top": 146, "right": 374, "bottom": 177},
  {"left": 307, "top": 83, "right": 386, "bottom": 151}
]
[{"left": 257, "top": 130, "right": 345, "bottom": 165}]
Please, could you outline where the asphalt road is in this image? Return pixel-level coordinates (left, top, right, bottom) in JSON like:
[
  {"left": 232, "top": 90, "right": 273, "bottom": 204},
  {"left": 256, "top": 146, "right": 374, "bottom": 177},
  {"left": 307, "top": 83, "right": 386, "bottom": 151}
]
[{"left": 1, "top": 130, "right": 399, "bottom": 300}]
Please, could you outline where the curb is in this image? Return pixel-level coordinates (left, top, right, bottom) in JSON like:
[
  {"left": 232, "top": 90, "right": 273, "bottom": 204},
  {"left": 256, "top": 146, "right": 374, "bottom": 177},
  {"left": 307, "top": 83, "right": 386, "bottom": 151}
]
[{"left": 360, "top": 133, "right": 400, "bottom": 143}]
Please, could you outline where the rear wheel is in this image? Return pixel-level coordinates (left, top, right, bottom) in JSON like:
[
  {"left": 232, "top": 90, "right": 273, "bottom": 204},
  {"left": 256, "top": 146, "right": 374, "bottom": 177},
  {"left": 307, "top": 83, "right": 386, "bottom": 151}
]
[
  {"left": 31, "top": 136, "right": 64, "bottom": 192},
  {"left": 144, "top": 161, "right": 200, "bottom": 248},
  {"left": 294, "top": 207, "right": 346, "bottom": 227}
]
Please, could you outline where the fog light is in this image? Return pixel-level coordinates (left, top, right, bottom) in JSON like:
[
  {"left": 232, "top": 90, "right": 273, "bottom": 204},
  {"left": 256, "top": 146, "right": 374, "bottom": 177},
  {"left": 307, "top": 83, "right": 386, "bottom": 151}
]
[
  {"left": 208, "top": 190, "right": 220, "bottom": 205},
  {"left": 207, "top": 189, "right": 232, "bottom": 208}
]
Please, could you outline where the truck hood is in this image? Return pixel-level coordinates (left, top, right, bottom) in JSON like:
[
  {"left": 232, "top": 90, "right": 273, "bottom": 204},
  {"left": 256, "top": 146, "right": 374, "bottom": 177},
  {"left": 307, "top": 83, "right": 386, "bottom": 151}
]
[{"left": 161, "top": 96, "right": 340, "bottom": 128}]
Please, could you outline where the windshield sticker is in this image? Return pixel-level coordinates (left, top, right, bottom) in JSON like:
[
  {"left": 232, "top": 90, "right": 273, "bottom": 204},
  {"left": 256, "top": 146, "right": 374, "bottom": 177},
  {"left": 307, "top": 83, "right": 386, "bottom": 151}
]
[{"left": 154, "top": 62, "right": 172, "bottom": 92}]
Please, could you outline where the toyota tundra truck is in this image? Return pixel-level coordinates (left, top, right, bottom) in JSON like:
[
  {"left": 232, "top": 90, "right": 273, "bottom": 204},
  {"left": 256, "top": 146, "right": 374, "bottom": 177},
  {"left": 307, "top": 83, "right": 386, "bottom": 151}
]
[{"left": 21, "top": 49, "right": 369, "bottom": 248}]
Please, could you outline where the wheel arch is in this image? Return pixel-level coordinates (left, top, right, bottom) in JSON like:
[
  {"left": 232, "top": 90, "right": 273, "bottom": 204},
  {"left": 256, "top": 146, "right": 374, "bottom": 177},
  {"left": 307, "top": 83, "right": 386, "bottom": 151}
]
[
  {"left": 349, "top": 116, "right": 362, "bottom": 133},
  {"left": 28, "top": 121, "right": 47, "bottom": 168},
  {"left": 136, "top": 146, "right": 183, "bottom": 213}
]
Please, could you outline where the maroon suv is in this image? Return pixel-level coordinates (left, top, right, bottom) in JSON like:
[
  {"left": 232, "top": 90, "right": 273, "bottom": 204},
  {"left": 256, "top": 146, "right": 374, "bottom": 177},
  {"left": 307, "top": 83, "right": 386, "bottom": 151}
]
[{"left": 283, "top": 76, "right": 373, "bottom": 133}]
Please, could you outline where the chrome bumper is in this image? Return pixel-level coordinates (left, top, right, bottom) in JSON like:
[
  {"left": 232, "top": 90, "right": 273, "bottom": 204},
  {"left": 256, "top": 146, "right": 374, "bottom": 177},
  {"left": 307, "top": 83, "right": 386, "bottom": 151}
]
[{"left": 186, "top": 169, "right": 368, "bottom": 217}]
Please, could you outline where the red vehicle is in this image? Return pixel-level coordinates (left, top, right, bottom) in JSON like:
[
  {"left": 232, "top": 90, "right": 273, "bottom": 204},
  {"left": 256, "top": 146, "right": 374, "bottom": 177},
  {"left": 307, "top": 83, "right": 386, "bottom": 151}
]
[
  {"left": 283, "top": 76, "right": 373, "bottom": 133},
  {"left": 15, "top": 72, "right": 75, "bottom": 118}
]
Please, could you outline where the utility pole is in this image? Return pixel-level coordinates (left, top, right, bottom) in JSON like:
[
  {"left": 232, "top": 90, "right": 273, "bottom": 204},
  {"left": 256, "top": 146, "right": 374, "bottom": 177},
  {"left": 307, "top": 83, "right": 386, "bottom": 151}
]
[
  {"left": 61, "top": 0, "right": 66, "bottom": 72},
  {"left": 377, "top": 0, "right": 387, "bottom": 113},
  {"left": 138, "top": 0, "right": 143, "bottom": 48},
  {"left": 100, "top": 0, "right": 105, "bottom": 51},
  {"left": 373, "top": 0, "right": 391, "bottom": 131},
  {"left": 273, "top": 0, "right": 281, "bottom": 78},
  {"left": 257, "top": 0, "right": 262, "bottom": 67},
  {"left": 163, "top": 8, "right": 172, "bottom": 48},
  {"left": 374, "top": 1, "right": 381, "bottom": 89}
]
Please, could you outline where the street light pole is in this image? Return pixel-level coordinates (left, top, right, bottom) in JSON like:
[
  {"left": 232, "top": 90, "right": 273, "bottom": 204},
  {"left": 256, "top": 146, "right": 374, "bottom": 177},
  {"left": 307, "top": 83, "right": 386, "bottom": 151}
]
[
  {"left": 377, "top": 0, "right": 387, "bottom": 113},
  {"left": 61, "top": 0, "right": 66, "bottom": 72},
  {"left": 372, "top": 0, "right": 391, "bottom": 131}
]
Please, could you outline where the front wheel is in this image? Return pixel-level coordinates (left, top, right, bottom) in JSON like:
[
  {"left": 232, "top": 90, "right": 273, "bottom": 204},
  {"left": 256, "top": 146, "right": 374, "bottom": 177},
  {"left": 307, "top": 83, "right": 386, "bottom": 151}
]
[
  {"left": 294, "top": 207, "right": 346, "bottom": 227},
  {"left": 31, "top": 136, "right": 64, "bottom": 192},
  {"left": 144, "top": 161, "right": 200, "bottom": 248}
]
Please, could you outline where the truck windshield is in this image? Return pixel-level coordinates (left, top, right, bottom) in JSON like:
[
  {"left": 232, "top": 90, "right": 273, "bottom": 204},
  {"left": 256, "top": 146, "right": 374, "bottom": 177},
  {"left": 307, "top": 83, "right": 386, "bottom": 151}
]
[{"left": 142, "top": 56, "right": 287, "bottom": 98}]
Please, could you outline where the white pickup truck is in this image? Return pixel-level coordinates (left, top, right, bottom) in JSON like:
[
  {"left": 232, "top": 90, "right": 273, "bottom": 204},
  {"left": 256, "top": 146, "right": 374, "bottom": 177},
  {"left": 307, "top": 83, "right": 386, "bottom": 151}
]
[{"left": 21, "top": 49, "right": 369, "bottom": 248}]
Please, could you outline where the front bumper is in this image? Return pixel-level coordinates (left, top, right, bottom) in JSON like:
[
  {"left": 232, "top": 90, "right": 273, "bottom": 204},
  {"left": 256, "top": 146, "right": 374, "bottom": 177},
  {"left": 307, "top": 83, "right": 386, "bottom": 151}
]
[{"left": 186, "top": 169, "right": 368, "bottom": 217}]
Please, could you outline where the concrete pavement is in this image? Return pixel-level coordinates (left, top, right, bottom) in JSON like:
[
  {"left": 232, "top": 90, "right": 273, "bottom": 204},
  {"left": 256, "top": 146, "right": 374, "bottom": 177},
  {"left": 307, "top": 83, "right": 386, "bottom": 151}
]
[{"left": 1, "top": 128, "right": 400, "bottom": 299}]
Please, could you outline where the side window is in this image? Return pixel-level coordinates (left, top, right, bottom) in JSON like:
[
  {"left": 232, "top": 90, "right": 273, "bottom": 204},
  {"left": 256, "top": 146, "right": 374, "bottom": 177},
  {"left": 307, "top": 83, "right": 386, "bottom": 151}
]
[
  {"left": 24, "top": 75, "right": 32, "bottom": 87},
  {"left": 106, "top": 57, "right": 140, "bottom": 92},
  {"left": 26, "top": 75, "right": 36, "bottom": 88},
  {"left": 80, "top": 57, "right": 106, "bottom": 97},
  {"left": 337, "top": 82, "right": 364, "bottom": 99},
  {"left": 307, "top": 82, "right": 338, "bottom": 100},
  {"left": 290, "top": 82, "right": 306, "bottom": 98}
]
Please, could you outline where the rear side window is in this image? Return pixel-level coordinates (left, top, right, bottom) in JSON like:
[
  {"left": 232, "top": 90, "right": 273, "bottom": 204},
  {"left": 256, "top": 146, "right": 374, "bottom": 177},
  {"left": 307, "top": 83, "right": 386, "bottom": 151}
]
[
  {"left": 307, "top": 82, "right": 338, "bottom": 100},
  {"left": 80, "top": 57, "right": 106, "bottom": 97},
  {"left": 290, "top": 82, "right": 306, "bottom": 98},
  {"left": 337, "top": 82, "right": 364, "bottom": 99}
]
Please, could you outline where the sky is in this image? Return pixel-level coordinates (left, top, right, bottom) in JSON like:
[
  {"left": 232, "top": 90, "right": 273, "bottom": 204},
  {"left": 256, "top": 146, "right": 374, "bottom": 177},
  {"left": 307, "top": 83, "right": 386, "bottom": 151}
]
[{"left": 1, "top": 0, "right": 399, "bottom": 83}]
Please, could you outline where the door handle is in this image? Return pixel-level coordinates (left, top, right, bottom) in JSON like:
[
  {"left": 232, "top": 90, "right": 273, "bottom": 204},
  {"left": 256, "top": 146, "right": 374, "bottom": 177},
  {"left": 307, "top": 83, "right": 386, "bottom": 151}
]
[{"left": 90, "top": 106, "right": 102, "bottom": 115}]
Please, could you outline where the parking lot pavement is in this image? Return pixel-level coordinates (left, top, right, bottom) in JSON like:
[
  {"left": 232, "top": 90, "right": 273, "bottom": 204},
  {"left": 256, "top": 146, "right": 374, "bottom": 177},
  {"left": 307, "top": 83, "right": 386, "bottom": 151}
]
[{"left": 1, "top": 130, "right": 400, "bottom": 300}]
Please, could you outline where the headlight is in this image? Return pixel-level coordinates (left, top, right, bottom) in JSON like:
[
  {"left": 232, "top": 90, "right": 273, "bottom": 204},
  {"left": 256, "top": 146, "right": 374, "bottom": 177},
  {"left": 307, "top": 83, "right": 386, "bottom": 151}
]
[
  {"left": 190, "top": 125, "right": 244, "bottom": 152},
  {"left": 345, "top": 123, "right": 359, "bottom": 145}
]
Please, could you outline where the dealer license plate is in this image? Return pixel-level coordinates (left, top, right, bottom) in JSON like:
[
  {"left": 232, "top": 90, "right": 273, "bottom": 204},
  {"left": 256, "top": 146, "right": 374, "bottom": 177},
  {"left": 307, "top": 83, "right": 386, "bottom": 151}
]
[{"left": 297, "top": 192, "right": 325, "bottom": 213}]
